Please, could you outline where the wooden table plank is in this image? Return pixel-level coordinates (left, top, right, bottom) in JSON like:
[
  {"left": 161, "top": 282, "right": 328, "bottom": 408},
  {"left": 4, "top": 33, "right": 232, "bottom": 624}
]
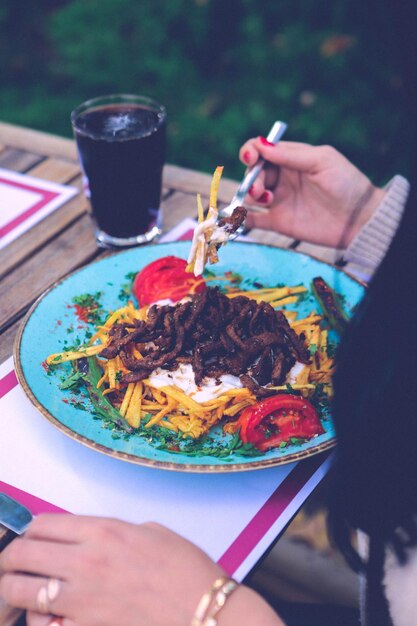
[
  {"left": 161, "top": 190, "right": 206, "bottom": 232},
  {"left": 0, "top": 148, "right": 44, "bottom": 172},
  {"left": 163, "top": 164, "right": 239, "bottom": 203},
  {"left": 0, "top": 122, "right": 77, "bottom": 162},
  {"left": 28, "top": 157, "right": 80, "bottom": 183}
]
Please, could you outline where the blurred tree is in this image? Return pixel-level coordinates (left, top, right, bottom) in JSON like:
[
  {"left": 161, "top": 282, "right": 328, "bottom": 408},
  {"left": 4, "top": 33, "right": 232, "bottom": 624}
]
[{"left": 0, "top": 0, "right": 410, "bottom": 183}]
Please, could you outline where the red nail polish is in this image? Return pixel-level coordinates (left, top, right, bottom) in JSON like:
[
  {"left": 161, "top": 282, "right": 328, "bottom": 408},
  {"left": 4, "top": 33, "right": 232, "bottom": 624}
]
[
  {"left": 243, "top": 150, "right": 251, "bottom": 164},
  {"left": 259, "top": 136, "right": 275, "bottom": 147},
  {"left": 259, "top": 191, "right": 270, "bottom": 203}
]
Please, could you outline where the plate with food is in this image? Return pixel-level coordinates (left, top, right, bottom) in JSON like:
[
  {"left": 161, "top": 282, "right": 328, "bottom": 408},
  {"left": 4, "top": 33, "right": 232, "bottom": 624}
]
[{"left": 14, "top": 236, "right": 365, "bottom": 472}]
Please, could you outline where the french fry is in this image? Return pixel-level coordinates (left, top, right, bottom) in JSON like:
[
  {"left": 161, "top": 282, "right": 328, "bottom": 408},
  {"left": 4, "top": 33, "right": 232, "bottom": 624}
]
[
  {"left": 209, "top": 166, "right": 224, "bottom": 209},
  {"left": 88, "top": 306, "right": 132, "bottom": 344},
  {"left": 96, "top": 371, "right": 108, "bottom": 389},
  {"left": 125, "top": 382, "right": 143, "bottom": 428},
  {"left": 169, "top": 415, "right": 206, "bottom": 438},
  {"left": 119, "top": 383, "right": 135, "bottom": 417},
  {"left": 197, "top": 193, "right": 205, "bottom": 223},
  {"left": 159, "top": 386, "right": 209, "bottom": 415},
  {"left": 46, "top": 343, "right": 104, "bottom": 365},
  {"left": 291, "top": 314, "right": 321, "bottom": 328},
  {"left": 227, "top": 286, "right": 306, "bottom": 301},
  {"left": 223, "top": 400, "right": 251, "bottom": 416},
  {"left": 223, "top": 420, "right": 240, "bottom": 434},
  {"left": 132, "top": 347, "right": 143, "bottom": 360},
  {"left": 310, "top": 370, "right": 335, "bottom": 383},
  {"left": 284, "top": 310, "right": 298, "bottom": 322},
  {"left": 107, "top": 358, "right": 119, "bottom": 389},
  {"left": 145, "top": 399, "right": 176, "bottom": 428},
  {"left": 152, "top": 388, "right": 168, "bottom": 405},
  {"left": 159, "top": 419, "right": 178, "bottom": 433},
  {"left": 268, "top": 295, "right": 299, "bottom": 308}
]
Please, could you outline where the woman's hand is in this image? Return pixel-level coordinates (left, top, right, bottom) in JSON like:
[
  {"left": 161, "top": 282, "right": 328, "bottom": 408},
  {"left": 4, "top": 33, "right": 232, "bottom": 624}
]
[
  {"left": 0, "top": 515, "right": 283, "bottom": 626},
  {"left": 240, "top": 138, "right": 386, "bottom": 248}
]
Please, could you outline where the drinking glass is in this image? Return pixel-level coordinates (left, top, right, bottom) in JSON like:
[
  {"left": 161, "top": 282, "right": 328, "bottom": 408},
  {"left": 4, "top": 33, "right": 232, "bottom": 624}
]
[{"left": 71, "top": 94, "right": 167, "bottom": 248}]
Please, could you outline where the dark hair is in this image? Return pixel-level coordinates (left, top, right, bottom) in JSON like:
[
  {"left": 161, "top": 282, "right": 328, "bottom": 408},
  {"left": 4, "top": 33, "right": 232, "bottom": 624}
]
[{"left": 328, "top": 169, "right": 417, "bottom": 572}]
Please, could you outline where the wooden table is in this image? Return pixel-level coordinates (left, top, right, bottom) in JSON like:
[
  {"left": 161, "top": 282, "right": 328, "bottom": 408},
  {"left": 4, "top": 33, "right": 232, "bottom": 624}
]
[{"left": 0, "top": 121, "right": 346, "bottom": 625}]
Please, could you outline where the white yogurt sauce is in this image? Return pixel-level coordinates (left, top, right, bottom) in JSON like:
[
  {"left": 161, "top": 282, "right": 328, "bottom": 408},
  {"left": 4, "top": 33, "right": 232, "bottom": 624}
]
[
  {"left": 287, "top": 361, "right": 307, "bottom": 384},
  {"left": 151, "top": 296, "right": 192, "bottom": 308},
  {"left": 148, "top": 362, "right": 243, "bottom": 402},
  {"left": 149, "top": 361, "right": 308, "bottom": 402}
]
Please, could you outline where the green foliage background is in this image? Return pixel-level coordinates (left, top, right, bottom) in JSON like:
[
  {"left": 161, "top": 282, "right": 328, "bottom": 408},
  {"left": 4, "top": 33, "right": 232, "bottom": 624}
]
[{"left": 0, "top": 0, "right": 410, "bottom": 183}]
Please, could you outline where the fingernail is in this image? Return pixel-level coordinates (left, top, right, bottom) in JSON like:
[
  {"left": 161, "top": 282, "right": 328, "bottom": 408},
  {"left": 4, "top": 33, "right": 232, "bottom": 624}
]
[
  {"left": 243, "top": 150, "right": 251, "bottom": 164},
  {"left": 248, "top": 185, "right": 256, "bottom": 197},
  {"left": 259, "top": 191, "right": 271, "bottom": 203},
  {"left": 259, "top": 136, "right": 275, "bottom": 147}
]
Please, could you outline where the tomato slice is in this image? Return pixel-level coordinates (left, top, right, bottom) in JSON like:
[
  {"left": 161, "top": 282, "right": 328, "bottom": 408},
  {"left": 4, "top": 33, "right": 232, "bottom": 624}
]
[
  {"left": 236, "top": 394, "right": 324, "bottom": 451},
  {"left": 133, "top": 256, "right": 206, "bottom": 306}
]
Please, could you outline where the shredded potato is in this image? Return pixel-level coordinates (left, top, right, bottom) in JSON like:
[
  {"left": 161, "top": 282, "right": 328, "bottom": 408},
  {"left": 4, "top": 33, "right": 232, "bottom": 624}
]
[
  {"left": 209, "top": 165, "right": 223, "bottom": 210},
  {"left": 46, "top": 344, "right": 104, "bottom": 365}
]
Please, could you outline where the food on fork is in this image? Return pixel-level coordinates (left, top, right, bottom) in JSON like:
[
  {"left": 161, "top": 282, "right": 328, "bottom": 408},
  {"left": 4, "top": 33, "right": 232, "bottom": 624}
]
[{"left": 187, "top": 167, "right": 247, "bottom": 276}]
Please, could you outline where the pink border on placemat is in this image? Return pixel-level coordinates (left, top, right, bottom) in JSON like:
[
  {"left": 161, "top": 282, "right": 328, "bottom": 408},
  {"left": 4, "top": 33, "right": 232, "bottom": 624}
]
[
  {"left": 0, "top": 176, "right": 60, "bottom": 239},
  {"left": 217, "top": 452, "right": 330, "bottom": 575},
  {"left": 0, "top": 481, "right": 67, "bottom": 515},
  {"left": 0, "top": 369, "right": 18, "bottom": 398}
]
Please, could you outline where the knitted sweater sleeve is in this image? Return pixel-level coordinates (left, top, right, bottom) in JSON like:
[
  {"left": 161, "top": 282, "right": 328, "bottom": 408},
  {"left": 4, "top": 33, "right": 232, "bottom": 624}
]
[{"left": 344, "top": 175, "right": 410, "bottom": 277}]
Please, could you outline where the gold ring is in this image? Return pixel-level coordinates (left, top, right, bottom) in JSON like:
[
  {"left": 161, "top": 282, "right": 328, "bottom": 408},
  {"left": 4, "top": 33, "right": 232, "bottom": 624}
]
[{"left": 36, "top": 578, "right": 61, "bottom": 614}]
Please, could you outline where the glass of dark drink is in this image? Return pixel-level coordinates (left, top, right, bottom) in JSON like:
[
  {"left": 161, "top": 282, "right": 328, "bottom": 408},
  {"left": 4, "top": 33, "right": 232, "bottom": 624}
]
[{"left": 71, "top": 94, "right": 167, "bottom": 247}]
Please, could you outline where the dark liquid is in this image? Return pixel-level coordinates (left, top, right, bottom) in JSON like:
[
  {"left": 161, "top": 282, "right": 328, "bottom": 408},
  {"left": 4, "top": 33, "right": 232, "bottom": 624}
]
[{"left": 74, "top": 104, "right": 166, "bottom": 239}]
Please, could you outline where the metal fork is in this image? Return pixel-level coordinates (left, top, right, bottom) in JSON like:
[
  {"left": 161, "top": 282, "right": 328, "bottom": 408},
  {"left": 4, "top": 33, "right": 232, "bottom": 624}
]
[{"left": 219, "top": 120, "right": 287, "bottom": 239}]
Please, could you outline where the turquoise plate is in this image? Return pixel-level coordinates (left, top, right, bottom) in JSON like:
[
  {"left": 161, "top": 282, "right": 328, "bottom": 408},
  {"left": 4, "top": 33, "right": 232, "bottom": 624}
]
[{"left": 14, "top": 241, "right": 365, "bottom": 472}]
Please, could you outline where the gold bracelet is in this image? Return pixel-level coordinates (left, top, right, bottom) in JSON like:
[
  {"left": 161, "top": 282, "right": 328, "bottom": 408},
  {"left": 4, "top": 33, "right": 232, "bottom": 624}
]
[{"left": 191, "top": 576, "right": 239, "bottom": 626}]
